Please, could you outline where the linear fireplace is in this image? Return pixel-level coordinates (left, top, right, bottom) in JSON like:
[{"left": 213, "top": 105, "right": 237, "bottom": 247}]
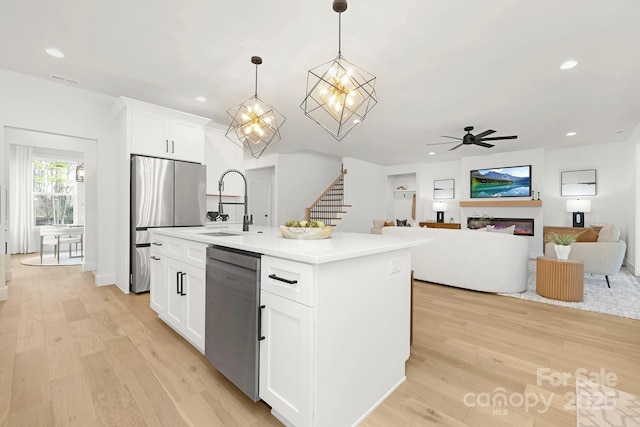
[{"left": 467, "top": 217, "right": 535, "bottom": 236}]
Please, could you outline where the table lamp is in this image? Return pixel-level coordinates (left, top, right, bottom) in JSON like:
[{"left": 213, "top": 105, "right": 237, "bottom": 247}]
[
  {"left": 432, "top": 201, "right": 448, "bottom": 223},
  {"left": 566, "top": 199, "right": 591, "bottom": 227}
]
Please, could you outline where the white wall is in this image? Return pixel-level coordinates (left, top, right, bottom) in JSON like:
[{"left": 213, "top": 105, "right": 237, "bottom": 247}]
[
  {"left": 245, "top": 151, "right": 342, "bottom": 226},
  {"left": 0, "top": 68, "right": 117, "bottom": 286},
  {"left": 339, "top": 157, "right": 386, "bottom": 233},
  {"left": 276, "top": 151, "right": 343, "bottom": 224},
  {"left": 459, "top": 149, "right": 545, "bottom": 257},
  {"left": 418, "top": 160, "right": 462, "bottom": 223},
  {"left": 544, "top": 141, "right": 634, "bottom": 267}
]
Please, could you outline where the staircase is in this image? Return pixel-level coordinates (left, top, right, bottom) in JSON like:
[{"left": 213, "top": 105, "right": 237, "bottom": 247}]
[{"left": 305, "top": 169, "right": 351, "bottom": 226}]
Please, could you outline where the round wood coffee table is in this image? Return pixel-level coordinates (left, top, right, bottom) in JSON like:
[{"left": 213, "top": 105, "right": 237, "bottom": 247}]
[{"left": 536, "top": 256, "right": 584, "bottom": 302}]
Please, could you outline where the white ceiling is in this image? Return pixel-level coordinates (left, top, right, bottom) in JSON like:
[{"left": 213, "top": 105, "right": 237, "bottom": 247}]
[{"left": 1, "top": 0, "right": 639, "bottom": 165}]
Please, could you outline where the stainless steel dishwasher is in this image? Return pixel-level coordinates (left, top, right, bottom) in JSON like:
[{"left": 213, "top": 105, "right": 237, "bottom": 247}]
[{"left": 205, "top": 245, "right": 262, "bottom": 402}]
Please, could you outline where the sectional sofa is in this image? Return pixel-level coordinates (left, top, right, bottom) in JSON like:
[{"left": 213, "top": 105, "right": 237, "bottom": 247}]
[{"left": 381, "top": 226, "right": 529, "bottom": 293}]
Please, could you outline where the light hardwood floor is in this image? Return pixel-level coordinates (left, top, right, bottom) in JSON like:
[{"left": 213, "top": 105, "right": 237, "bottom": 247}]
[{"left": 1, "top": 254, "right": 638, "bottom": 426}]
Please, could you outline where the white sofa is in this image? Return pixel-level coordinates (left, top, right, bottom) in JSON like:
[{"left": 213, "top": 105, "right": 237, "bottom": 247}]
[{"left": 381, "top": 226, "right": 529, "bottom": 293}]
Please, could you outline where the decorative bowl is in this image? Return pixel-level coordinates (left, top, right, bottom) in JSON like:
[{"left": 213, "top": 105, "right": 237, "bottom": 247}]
[{"left": 280, "top": 226, "right": 332, "bottom": 240}]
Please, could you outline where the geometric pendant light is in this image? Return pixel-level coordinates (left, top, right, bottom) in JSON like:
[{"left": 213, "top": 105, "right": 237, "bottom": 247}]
[
  {"left": 300, "top": 0, "right": 377, "bottom": 141},
  {"left": 225, "top": 56, "right": 286, "bottom": 159}
]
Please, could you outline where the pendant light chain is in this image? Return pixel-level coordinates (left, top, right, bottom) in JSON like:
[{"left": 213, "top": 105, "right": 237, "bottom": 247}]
[
  {"left": 254, "top": 62, "right": 258, "bottom": 97},
  {"left": 338, "top": 12, "right": 342, "bottom": 57}
]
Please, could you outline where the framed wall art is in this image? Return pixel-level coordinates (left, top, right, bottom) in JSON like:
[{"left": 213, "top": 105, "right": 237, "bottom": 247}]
[
  {"left": 561, "top": 169, "right": 597, "bottom": 196},
  {"left": 434, "top": 179, "right": 454, "bottom": 199}
]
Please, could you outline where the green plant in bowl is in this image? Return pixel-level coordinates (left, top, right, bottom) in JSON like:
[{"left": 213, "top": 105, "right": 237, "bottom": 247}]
[{"left": 545, "top": 232, "right": 576, "bottom": 245}]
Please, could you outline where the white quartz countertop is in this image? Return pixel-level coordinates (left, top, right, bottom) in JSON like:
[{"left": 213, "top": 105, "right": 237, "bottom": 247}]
[{"left": 150, "top": 225, "right": 432, "bottom": 264}]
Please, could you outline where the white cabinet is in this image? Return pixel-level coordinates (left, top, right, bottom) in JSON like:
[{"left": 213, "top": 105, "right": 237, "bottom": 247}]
[
  {"left": 259, "top": 290, "right": 313, "bottom": 427},
  {"left": 165, "top": 257, "right": 206, "bottom": 348},
  {"left": 205, "top": 127, "right": 244, "bottom": 195},
  {"left": 259, "top": 255, "right": 315, "bottom": 426},
  {"left": 131, "top": 108, "right": 204, "bottom": 163},
  {"left": 149, "top": 234, "right": 207, "bottom": 353},
  {"left": 259, "top": 250, "right": 411, "bottom": 427},
  {"left": 149, "top": 251, "right": 167, "bottom": 314}
]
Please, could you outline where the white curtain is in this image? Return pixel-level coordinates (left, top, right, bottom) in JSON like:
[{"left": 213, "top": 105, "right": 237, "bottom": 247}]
[{"left": 10, "top": 145, "right": 36, "bottom": 253}]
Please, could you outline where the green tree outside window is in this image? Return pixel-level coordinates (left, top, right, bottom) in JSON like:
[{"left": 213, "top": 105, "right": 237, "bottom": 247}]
[{"left": 33, "top": 160, "right": 77, "bottom": 225}]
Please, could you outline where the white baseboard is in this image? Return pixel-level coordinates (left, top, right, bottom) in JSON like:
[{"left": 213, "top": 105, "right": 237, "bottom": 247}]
[
  {"left": 94, "top": 273, "right": 115, "bottom": 286},
  {"left": 624, "top": 257, "right": 636, "bottom": 276}
]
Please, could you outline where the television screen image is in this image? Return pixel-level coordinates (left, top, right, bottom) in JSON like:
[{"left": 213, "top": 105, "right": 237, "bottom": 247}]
[{"left": 470, "top": 165, "right": 531, "bottom": 198}]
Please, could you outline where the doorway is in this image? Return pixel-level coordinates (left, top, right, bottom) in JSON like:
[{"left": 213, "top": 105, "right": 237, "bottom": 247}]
[
  {"left": 246, "top": 167, "right": 275, "bottom": 227},
  {"left": 4, "top": 127, "right": 96, "bottom": 272}
]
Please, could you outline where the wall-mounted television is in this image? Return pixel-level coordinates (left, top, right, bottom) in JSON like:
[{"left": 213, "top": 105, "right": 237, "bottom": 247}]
[{"left": 470, "top": 165, "right": 531, "bottom": 198}]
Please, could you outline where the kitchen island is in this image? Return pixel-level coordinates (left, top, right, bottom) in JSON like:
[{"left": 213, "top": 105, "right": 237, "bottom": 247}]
[{"left": 149, "top": 225, "right": 430, "bottom": 427}]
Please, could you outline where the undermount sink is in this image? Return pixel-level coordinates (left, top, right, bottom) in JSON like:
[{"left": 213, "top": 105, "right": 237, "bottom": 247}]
[{"left": 200, "top": 231, "right": 243, "bottom": 237}]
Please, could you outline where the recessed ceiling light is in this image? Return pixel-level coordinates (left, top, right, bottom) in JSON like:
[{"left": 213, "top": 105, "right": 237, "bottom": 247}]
[
  {"left": 45, "top": 48, "right": 65, "bottom": 58},
  {"left": 195, "top": 96, "right": 207, "bottom": 102},
  {"left": 566, "top": 132, "right": 577, "bottom": 136},
  {"left": 428, "top": 152, "right": 435, "bottom": 156},
  {"left": 560, "top": 60, "right": 578, "bottom": 70}
]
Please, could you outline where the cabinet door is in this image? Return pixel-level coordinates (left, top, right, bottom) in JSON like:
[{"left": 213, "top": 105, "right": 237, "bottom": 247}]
[
  {"left": 165, "top": 258, "right": 187, "bottom": 331},
  {"left": 149, "top": 252, "right": 168, "bottom": 315},
  {"left": 171, "top": 119, "right": 204, "bottom": 163},
  {"left": 131, "top": 108, "right": 170, "bottom": 158},
  {"left": 259, "top": 291, "right": 314, "bottom": 427},
  {"left": 182, "top": 263, "right": 206, "bottom": 353}
]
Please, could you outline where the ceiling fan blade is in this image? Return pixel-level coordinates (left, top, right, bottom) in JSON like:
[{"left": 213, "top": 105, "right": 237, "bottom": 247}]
[
  {"left": 425, "top": 141, "right": 457, "bottom": 146},
  {"left": 474, "top": 129, "right": 496, "bottom": 139},
  {"left": 440, "top": 135, "right": 463, "bottom": 141},
  {"left": 481, "top": 135, "right": 518, "bottom": 141},
  {"left": 474, "top": 141, "right": 495, "bottom": 148},
  {"left": 449, "top": 143, "right": 465, "bottom": 151}
]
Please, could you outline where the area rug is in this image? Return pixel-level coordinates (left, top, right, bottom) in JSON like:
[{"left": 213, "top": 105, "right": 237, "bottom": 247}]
[
  {"left": 20, "top": 251, "right": 84, "bottom": 266},
  {"left": 498, "top": 261, "right": 640, "bottom": 320}
]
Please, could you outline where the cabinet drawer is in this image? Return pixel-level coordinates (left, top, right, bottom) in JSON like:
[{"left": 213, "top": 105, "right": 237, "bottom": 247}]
[
  {"left": 261, "top": 256, "right": 315, "bottom": 307},
  {"left": 167, "top": 237, "right": 207, "bottom": 269},
  {"left": 149, "top": 235, "right": 167, "bottom": 255},
  {"left": 150, "top": 235, "right": 206, "bottom": 269}
]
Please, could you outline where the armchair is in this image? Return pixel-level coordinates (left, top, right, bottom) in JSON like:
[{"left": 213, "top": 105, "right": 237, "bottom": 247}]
[{"left": 544, "top": 224, "right": 626, "bottom": 287}]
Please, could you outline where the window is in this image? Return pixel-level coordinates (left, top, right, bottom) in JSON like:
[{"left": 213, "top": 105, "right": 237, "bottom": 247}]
[{"left": 33, "top": 160, "right": 78, "bottom": 225}]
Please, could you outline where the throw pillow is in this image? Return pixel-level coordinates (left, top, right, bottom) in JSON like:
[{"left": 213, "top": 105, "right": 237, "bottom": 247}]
[
  {"left": 383, "top": 221, "right": 395, "bottom": 227},
  {"left": 596, "top": 224, "right": 620, "bottom": 242},
  {"left": 487, "top": 225, "right": 515, "bottom": 234},
  {"left": 396, "top": 219, "right": 408, "bottom": 227},
  {"left": 575, "top": 227, "right": 599, "bottom": 242},
  {"left": 372, "top": 219, "right": 385, "bottom": 229}
]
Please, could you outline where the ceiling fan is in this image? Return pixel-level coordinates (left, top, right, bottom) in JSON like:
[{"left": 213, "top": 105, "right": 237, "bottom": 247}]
[{"left": 427, "top": 126, "right": 518, "bottom": 151}]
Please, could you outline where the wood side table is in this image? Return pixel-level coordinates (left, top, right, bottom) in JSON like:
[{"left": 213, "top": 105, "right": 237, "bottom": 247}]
[
  {"left": 419, "top": 222, "right": 461, "bottom": 229},
  {"left": 536, "top": 256, "right": 584, "bottom": 302}
]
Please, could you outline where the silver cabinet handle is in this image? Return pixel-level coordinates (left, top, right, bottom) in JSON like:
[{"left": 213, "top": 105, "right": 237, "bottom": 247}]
[{"left": 151, "top": 242, "right": 162, "bottom": 246}]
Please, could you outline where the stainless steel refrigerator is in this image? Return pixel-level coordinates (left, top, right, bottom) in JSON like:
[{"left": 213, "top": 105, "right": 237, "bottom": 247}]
[{"left": 130, "top": 155, "right": 206, "bottom": 293}]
